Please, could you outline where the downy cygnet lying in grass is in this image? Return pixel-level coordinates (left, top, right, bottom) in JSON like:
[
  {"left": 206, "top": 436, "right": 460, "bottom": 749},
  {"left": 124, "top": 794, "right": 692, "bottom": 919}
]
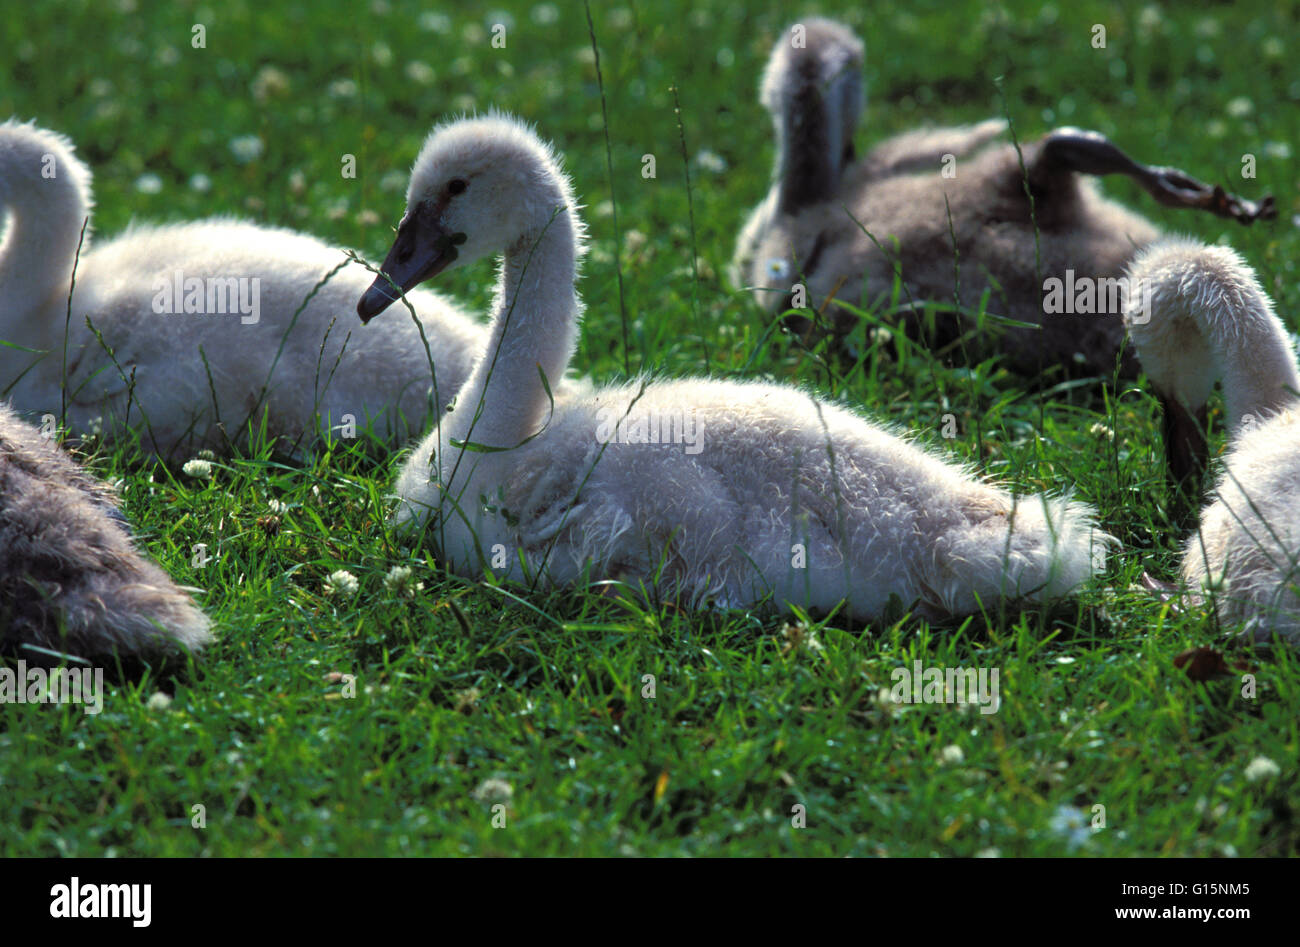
[
  {"left": 1124, "top": 238, "right": 1300, "bottom": 646},
  {"left": 0, "top": 401, "right": 210, "bottom": 664},
  {"left": 0, "top": 119, "right": 485, "bottom": 460},
  {"left": 735, "top": 18, "right": 1274, "bottom": 388},
  {"left": 356, "top": 114, "right": 1113, "bottom": 622}
]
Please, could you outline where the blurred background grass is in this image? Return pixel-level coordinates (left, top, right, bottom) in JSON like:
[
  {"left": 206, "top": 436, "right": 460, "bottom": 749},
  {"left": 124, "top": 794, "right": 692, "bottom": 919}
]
[{"left": 4, "top": 0, "right": 1294, "bottom": 368}]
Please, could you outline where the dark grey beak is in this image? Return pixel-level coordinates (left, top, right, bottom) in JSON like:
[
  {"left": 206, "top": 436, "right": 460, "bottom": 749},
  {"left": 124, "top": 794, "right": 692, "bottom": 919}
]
[
  {"left": 357, "top": 204, "right": 465, "bottom": 323},
  {"left": 1161, "top": 394, "right": 1208, "bottom": 516}
]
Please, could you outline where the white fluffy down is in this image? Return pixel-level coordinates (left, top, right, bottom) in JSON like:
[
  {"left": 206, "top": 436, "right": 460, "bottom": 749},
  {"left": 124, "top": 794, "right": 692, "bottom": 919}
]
[
  {"left": 1125, "top": 238, "right": 1300, "bottom": 645},
  {"left": 382, "top": 115, "right": 1110, "bottom": 623},
  {"left": 0, "top": 118, "right": 484, "bottom": 458}
]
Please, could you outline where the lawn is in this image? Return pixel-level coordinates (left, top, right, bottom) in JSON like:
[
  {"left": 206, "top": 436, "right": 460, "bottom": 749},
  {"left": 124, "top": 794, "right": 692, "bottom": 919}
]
[{"left": 1, "top": 0, "right": 1297, "bottom": 856}]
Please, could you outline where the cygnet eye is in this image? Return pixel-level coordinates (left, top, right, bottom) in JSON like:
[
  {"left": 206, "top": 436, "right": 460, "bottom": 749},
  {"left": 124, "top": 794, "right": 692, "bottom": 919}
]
[{"left": 448, "top": 178, "right": 468, "bottom": 196}]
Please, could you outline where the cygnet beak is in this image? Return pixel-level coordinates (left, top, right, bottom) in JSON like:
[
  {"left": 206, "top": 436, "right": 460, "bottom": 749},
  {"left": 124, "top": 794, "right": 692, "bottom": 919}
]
[
  {"left": 357, "top": 203, "right": 465, "bottom": 323},
  {"left": 1160, "top": 393, "right": 1208, "bottom": 505}
]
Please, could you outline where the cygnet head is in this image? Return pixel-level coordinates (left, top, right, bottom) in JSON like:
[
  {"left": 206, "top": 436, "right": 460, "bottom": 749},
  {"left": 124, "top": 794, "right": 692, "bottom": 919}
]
[
  {"left": 1122, "top": 237, "right": 1226, "bottom": 417},
  {"left": 0, "top": 118, "right": 93, "bottom": 213},
  {"left": 1124, "top": 236, "right": 1294, "bottom": 420},
  {"left": 358, "top": 113, "right": 579, "bottom": 322},
  {"left": 1123, "top": 236, "right": 1300, "bottom": 490},
  {"left": 759, "top": 17, "right": 865, "bottom": 199}
]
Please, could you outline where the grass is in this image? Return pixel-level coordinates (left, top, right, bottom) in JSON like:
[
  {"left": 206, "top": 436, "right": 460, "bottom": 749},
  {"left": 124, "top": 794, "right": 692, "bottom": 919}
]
[{"left": 2, "top": 0, "right": 1298, "bottom": 856}]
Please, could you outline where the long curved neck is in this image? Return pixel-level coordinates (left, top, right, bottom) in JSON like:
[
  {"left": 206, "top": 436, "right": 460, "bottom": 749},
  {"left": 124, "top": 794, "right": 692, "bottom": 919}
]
[
  {"left": 765, "top": 37, "right": 862, "bottom": 213},
  {"left": 1189, "top": 270, "right": 1299, "bottom": 435},
  {"left": 0, "top": 126, "right": 93, "bottom": 342},
  {"left": 1218, "top": 324, "right": 1300, "bottom": 435},
  {"left": 447, "top": 207, "right": 580, "bottom": 450}
]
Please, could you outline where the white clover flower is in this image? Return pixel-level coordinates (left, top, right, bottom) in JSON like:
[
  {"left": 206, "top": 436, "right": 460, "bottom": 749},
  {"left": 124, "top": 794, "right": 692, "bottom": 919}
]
[
  {"left": 1194, "top": 796, "right": 1229, "bottom": 820},
  {"left": 324, "top": 78, "right": 356, "bottom": 100},
  {"left": 781, "top": 622, "right": 823, "bottom": 653},
  {"left": 1048, "top": 804, "right": 1093, "bottom": 850},
  {"left": 939, "top": 745, "right": 965, "bottom": 765},
  {"left": 1226, "top": 96, "right": 1253, "bottom": 118},
  {"left": 250, "top": 64, "right": 290, "bottom": 102},
  {"left": 228, "top": 135, "right": 264, "bottom": 164},
  {"left": 418, "top": 11, "right": 451, "bottom": 33},
  {"left": 325, "top": 570, "right": 360, "bottom": 597},
  {"left": 472, "top": 777, "right": 514, "bottom": 805},
  {"left": 188, "top": 173, "right": 211, "bottom": 193},
  {"left": 267, "top": 498, "right": 288, "bottom": 514},
  {"left": 694, "top": 148, "right": 728, "bottom": 174},
  {"left": 404, "top": 60, "right": 435, "bottom": 85},
  {"left": 134, "top": 173, "right": 162, "bottom": 194},
  {"left": 531, "top": 3, "right": 559, "bottom": 25},
  {"left": 1089, "top": 422, "right": 1114, "bottom": 441},
  {"left": 182, "top": 459, "right": 213, "bottom": 479},
  {"left": 383, "top": 565, "right": 424, "bottom": 598},
  {"left": 229, "top": 135, "right": 264, "bottom": 164},
  {"left": 1244, "top": 756, "right": 1280, "bottom": 783},
  {"left": 146, "top": 691, "right": 172, "bottom": 711},
  {"left": 624, "top": 229, "right": 648, "bottom": 255},
  {"left": 1137, "top": 6, "right": 1163, "bottom": 31},
  {"left": 454, "top": 686, "right": 482, "bottom": 713}
]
